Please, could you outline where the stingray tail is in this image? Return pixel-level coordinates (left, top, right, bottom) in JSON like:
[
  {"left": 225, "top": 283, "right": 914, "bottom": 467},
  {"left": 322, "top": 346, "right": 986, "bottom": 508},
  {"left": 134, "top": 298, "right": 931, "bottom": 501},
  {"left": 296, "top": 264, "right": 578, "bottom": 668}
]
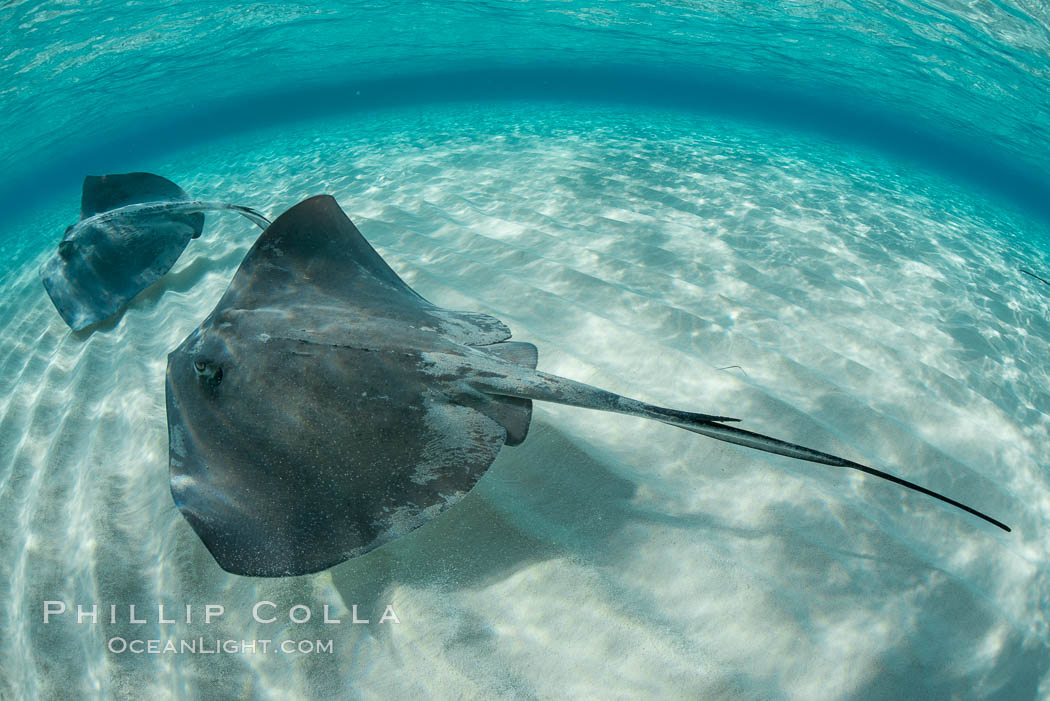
[
  {"left": 474, "top": 369, "right": 1010, "bottom": 532},
  {"left": 209, "top": 202, "right": 271, "bottom": 230},
  {"left": 663, "top": 418, "right": 1010, "bottom": 531},
  {"left": 96, "top": 200, "right": 272, "bottom": 230},
  {"left": 471, "top": 368, "right": 739, "bottom": 425},
  {"left": 77, "top": 172, "right": 271, "bottom": 232}
]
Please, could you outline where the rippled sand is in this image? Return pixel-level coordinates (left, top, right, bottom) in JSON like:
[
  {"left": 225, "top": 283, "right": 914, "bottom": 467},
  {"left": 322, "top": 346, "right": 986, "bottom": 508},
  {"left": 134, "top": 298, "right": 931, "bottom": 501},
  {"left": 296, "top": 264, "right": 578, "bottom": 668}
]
[{"left": 2, "top": 104, "right": 1049, "bottom": 700}]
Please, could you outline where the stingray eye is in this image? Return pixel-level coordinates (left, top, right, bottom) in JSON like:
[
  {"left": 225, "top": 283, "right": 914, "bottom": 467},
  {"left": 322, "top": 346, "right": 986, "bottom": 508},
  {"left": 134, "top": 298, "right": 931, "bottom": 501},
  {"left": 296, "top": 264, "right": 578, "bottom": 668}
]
[{"left": 192, "top": 359, "right": 223, "bottom": 387}]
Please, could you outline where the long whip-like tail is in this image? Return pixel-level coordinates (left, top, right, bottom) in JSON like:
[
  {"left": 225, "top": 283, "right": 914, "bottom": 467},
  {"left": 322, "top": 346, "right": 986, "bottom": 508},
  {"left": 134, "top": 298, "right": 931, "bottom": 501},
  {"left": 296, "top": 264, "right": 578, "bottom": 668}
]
[
  {"left": 89, "top": 200, "right": 272, "bottom": 230},
  {"left": 473, "top": 367, "right": 1010, "bottom": 532},
  {"left": 659, "top": 415, "right": 1010, "bottom": 532},
  {"left": 1021, "top": 268, "right": 1050, "bottom": 289}
]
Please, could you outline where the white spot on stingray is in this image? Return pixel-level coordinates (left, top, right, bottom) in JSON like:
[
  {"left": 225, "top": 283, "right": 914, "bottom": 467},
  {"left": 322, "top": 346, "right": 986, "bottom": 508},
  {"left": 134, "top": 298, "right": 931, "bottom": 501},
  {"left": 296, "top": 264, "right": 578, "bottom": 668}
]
[
  {"left": 417, "top": 387, "right": 502, "bottom": 475},
  {"left": 170, "top": 474, "right": 195, "bottom": 493},
  {"left": 170, "top": 424, "right": 187, "bottom": 457},
  {"left": 260, "top": 239, "right": 284, "bottom": 257},
  {"left": 409, "top": 462, "right": 440, "bottom": 486},
  {"left": 374, "top": 490, "right": 467, "bottom": 541}
]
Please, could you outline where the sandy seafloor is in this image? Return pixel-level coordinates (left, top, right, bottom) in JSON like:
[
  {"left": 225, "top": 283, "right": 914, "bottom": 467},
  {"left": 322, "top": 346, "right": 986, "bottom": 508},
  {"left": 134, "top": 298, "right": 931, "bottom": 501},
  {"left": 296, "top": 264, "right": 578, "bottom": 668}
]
[{"left": 2, "top": 102, "right": 1050, "bottom": 700}]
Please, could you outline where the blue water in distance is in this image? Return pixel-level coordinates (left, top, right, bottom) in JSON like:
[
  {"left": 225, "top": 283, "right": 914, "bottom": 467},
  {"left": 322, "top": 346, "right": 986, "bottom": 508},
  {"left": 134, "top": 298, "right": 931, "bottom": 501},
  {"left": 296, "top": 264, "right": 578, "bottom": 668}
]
[{"left": 1, "top": 1, "right": 1049, "bottom": 234}]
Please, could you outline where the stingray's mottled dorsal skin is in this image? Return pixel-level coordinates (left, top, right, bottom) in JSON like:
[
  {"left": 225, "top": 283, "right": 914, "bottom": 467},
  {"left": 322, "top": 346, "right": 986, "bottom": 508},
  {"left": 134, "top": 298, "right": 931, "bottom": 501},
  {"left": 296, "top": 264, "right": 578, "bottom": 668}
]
[
  {"left": 166, "top": 195, "right": 1009, "bottom": 578},
  {"left": 166, "top": 196, "right": 537, "bottom": 576},
  {"left": 40, "top": 173, "right": 270, "bottom": 331}
]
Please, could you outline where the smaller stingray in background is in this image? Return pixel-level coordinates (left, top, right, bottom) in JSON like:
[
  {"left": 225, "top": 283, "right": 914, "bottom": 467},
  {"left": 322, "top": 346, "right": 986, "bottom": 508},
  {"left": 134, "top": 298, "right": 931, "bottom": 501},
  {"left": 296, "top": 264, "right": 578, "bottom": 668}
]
[
  {"left": 166, "top": 195, "right": 1010, "bottom": 577},
  {"left": 40, "top": 172, "right": 271, "bottom": 331}
]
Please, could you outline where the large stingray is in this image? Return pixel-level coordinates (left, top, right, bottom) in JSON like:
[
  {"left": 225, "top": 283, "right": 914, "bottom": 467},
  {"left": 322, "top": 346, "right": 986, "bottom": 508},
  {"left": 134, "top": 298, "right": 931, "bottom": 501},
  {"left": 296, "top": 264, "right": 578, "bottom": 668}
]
[
  {"left": 41, "top": 172, "right": 270, "bottom": 331},
  {"left": 167, "top": 195, "right": 1009, "bottom": 577}
]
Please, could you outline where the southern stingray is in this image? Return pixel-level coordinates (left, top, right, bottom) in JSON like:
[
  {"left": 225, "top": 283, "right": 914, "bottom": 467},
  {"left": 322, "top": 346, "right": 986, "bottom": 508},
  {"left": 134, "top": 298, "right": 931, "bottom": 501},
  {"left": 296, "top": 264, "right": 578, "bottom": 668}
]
[
  {"left": 40, "top": 172, "right": 270, "bottom": 331},
  {"left": 167, "top": 195, "right": 1009, "bottom": 577}
]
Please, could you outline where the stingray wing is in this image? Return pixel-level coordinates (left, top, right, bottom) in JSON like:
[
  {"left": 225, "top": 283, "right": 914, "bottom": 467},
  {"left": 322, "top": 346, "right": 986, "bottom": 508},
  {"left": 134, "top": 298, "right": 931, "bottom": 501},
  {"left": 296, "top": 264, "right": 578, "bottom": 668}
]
[
  {"left": 167, "top": 195, "right": 533, "bottom": 576},
  {"left": 40, "top": 173, "right": 205, "bottom": 330},
  {"left": 208, "top": 195, "right": 511, "bottom": 346},
  {"left": 167, "top": 330, "right": 510, "bottom": 577}
]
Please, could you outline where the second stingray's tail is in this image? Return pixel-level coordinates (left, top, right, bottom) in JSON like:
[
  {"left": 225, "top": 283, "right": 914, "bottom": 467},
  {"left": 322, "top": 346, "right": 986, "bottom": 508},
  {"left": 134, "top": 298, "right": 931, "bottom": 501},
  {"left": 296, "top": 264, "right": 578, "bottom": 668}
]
[
  {"left": 95, "top": 200, "right": 272, "bottom": 230},
  {"left": 473, "top": 368, "right": 1010, "bottom": 532}
]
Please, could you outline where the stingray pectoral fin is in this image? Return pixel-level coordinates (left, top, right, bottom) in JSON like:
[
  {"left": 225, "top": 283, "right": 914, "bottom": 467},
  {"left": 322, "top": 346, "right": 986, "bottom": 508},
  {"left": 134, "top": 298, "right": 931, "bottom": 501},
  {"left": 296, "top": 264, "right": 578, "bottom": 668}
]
[
  {"left": 665, "top": 419, "right": 1010, "bottom": 532},
  {"left": 473, "top": 368, "right": 1009, "bottom": 532}
]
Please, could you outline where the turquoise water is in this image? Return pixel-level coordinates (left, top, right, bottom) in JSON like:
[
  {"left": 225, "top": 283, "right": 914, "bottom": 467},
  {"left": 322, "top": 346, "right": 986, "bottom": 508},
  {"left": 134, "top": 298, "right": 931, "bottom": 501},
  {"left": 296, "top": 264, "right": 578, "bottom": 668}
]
[
  {"left": 2, "top": 3, "right": 1050, "bottom": 700},
  {"left": 3, "top": 1, "right": 1050, "bottom": 226}
]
